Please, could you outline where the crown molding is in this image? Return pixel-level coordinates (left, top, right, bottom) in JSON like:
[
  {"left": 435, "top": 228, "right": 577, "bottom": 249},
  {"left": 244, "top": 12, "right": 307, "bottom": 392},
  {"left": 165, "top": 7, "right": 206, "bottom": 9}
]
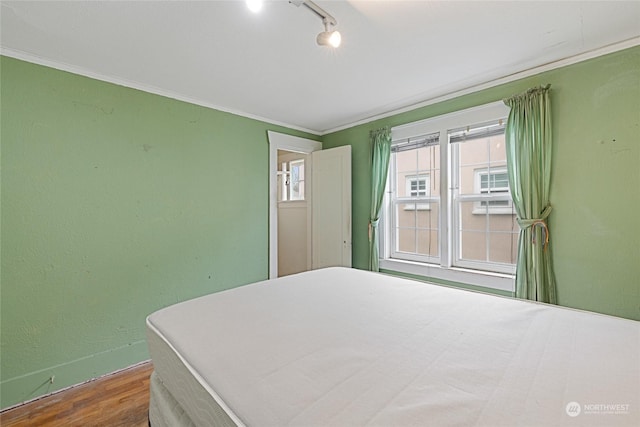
[
  {"left": 321, "top": 37, "right": 640, "bottom": 135},
  {"left": 3, "top": 36, "right": 638, "bottom": 137},
  {"left": 0, "top": 47, "right": 322, "bottom": 136}
]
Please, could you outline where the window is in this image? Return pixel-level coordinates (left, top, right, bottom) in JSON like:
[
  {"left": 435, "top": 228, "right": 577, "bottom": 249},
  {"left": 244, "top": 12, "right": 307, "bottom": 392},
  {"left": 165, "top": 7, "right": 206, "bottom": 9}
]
[
  {"left": 408, "top": 175, "right": 428, "bottom": 197},
  {"left": 289, "top": 159, "right": 305, "bottom": 201},
  {"left": 278, "top": 158, "right": 305, "bottom": 201},
  {"left": 473, "top": 168, "right": 512, "bottom": 214},
  {"left": 404, "top": 174, "right": 430, "bottom": 210},
  {"left": 381, "top": 102, "right": 516, "bottom": 291}
]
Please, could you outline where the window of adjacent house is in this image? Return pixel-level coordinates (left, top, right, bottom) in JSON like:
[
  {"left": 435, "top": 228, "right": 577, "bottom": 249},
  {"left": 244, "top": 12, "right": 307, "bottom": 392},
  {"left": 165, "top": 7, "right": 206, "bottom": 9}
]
[
  {"left": 404, "top": 174, "right": 431, "bottom": 211},
  {"left": 408, "top": 175, "right": 427, "bottom": 197},
  {"left": 382, "top": 102, "right": 516, "bottom": 281},
  {"left": 473, "top": 169, "right": 512, "bottom": 213}
]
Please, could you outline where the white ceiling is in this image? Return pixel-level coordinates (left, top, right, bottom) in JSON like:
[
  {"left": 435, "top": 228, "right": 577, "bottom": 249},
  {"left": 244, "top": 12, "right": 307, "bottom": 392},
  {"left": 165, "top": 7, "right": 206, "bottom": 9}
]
[{"left": 2, "top": 1, "right": 639, "bottom": 134}]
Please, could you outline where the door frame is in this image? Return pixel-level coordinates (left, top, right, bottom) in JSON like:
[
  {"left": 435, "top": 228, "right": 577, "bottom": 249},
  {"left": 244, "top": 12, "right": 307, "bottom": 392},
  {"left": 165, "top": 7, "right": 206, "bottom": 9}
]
[{"left": 267, "top": 131, "right": 322, "bottom": 279}]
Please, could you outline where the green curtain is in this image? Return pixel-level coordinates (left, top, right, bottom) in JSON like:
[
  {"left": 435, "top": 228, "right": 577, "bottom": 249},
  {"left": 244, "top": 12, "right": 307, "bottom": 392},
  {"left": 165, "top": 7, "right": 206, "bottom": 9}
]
[
  {"left": 504, "top": 85, "right": 557, "bottom": 303},
  {"left": 369, "top": 127, "right": 392, "bottom": 271}
]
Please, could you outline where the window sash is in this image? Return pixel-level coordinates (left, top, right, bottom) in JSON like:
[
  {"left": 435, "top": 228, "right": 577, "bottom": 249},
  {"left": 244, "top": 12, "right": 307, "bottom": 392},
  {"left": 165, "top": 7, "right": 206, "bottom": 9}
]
[
  {"left": 451, "top": 148, "right": 515, "bottom": 274},
  {"left": 392, "top": 132, "right": 439, "bottom": 153},
  {"left": 388, "top": 143, "right": 440, "bottom": 263},
  {"left": 390, "top": 197, "right": 440, "bottom": 264}
]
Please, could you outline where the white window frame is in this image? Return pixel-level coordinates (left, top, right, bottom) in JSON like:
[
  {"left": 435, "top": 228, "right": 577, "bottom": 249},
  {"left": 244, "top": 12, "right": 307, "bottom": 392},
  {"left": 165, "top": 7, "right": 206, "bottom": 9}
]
[{"left": 380, "top": 101, "right": 515, "bottom": 292}]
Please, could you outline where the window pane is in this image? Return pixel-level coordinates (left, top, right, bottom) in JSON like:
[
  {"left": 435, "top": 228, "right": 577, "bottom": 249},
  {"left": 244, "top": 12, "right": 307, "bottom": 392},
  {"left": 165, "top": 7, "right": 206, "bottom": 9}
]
[
  {"left": 289, "top": 160, "right": 305, "bottom": 200},
  {"left": 460, "top": 230, "right": 487, "bottom": 262},
  {"left": 396, "top": 227, "right": 416, "bottom": 253},
  {"left": 417, "top": 200, "right": 439, "bottom": 228},
  {"left": 417, "top": 200, "right": 439, "bottom": 257},
  {"left": 417, "top": 228, "right": 439, "bottom": 257},
  {"left": 394, "top": 201, "right": 439, "bottom": 258},
  {"left": 395, "top": 145, "right": 439, "bottom": 198},
  {"left": 492, "top": 172, "right": 509, "bottom": 188},
  {"left": 489, "top": 231, "right": 518, "bottom": 264},
  {"left": 458, "top": 134, "right": 508, "bottom": 194},
  {"left": 396, "top": 203, "right": 417, "bottom": 228},
  {"left": 458, "top": 201, "right": 517, "bottom": 264},
  {"left": 480, "top": 174, "right": 489, "bottom": 189}
]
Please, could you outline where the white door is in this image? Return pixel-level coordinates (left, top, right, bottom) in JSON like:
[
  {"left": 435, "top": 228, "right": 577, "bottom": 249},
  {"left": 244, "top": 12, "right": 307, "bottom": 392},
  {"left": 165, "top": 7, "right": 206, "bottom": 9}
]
[
  {"left": 268, "top": 132, "right": 321, "bottom": 278},
  {"left": 311, "top": 145, "right": 352, "bottom": 269}
]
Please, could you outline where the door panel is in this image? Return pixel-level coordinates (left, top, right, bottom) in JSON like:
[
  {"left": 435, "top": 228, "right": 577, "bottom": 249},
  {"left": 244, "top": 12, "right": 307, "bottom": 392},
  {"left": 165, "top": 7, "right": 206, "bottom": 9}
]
[{"left": 311, "top": 146, "right": 352, "bottom": 269}]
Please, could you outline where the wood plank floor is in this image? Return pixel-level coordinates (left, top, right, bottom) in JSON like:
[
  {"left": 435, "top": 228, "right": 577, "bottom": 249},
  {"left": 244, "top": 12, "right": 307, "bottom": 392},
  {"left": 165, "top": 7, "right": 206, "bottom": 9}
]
[{"left": 0, "top": 361, "right": 153, "bottom": 427}]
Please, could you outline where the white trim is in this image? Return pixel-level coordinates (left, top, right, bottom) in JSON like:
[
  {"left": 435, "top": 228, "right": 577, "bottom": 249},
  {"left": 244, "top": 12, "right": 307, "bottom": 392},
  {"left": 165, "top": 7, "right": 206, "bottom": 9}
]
[
  {"left": 324, "top": 37, "right": 640, "bottom": 135},
  {"left": 267, "top": 131, "right": 322, "bottom": 279},
  {"left": 379, "top": 259, "right": 515, "bottom": 293},
  {"left": 0, "top": 47, "right": 321, "bottom": 136},
  {"left": 392, "top": 101, "right": 510, "bottom": 142}
]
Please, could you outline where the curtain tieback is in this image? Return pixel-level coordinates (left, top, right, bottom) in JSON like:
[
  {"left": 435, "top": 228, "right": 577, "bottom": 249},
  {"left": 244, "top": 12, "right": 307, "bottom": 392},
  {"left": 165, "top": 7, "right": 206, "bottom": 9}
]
[
  {"left": 517, "top": 205, "right": 552, "bottom": 250},
  {"left": 368, "top": 219, "right": 380, "bottom": 242}
]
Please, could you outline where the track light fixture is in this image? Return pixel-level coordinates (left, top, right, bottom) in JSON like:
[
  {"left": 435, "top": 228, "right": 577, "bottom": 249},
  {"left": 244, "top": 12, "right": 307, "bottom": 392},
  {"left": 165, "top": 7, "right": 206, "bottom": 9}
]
[{"left": 290, "top": 0, "right": 341, "bottom": 47}]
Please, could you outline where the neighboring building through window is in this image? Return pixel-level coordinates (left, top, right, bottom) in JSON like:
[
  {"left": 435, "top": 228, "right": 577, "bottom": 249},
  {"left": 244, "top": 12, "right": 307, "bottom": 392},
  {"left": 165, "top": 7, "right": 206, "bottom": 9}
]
[{"left": 380, "top": 102, "right": 517, "bottom": 291}]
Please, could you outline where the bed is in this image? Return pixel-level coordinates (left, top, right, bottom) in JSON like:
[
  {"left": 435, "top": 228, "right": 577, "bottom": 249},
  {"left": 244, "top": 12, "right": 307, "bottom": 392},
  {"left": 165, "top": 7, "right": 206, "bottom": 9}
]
[{"left": 146, "top": 267, "right": 639, "bottom": 426}]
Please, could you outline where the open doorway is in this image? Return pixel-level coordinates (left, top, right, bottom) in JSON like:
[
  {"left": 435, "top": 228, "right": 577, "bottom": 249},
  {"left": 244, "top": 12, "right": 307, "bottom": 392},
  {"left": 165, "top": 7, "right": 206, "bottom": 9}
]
[
  {"left": 277, "top": 150, "right": 309, "bottom": 277},
  {"left": 267, "top": 131, "right": 322, "bottom": 279},
  {"left": 268, "top": 132, "right": 352, "bottom": 278}
]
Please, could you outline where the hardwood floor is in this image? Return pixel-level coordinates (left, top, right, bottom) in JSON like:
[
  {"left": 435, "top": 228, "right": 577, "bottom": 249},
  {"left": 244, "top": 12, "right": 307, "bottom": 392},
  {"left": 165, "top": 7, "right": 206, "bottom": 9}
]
[{"left": 0, "top": 361, "right": 153, "bottom": 427}]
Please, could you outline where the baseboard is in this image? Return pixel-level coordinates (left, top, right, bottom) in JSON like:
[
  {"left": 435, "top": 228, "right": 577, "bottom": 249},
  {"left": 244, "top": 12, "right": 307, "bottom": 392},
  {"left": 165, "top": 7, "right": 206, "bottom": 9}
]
[{"left": 0, "top": 340, "right": 149, "bottom": 410}]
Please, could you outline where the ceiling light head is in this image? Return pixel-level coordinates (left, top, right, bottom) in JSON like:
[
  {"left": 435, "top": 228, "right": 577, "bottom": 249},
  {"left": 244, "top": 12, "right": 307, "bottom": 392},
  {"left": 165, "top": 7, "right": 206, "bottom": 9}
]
[
  {"left": 317, "top": 30, "right": 341, "bottom": 48},
  {"left": 246, "top": 0, "right": 263, "bottom": 13},
  {"left": 291, "top": 0, "right": 342, "bottom": 48}
]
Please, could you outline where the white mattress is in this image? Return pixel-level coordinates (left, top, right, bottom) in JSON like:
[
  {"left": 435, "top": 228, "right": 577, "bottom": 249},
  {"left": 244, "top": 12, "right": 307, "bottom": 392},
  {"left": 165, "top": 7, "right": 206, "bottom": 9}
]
[{"left": 146, "top": 267, "right": 639, "bottom": 426}]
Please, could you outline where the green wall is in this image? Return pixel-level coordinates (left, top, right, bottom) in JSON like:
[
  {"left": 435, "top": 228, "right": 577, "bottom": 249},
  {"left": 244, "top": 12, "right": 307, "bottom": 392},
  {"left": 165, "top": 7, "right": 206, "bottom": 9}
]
[
  {"left": 0, "top": 56, "right": 318, "bottom": 409},
  {"left": 1, "top": 46, "right": 639, "bottom": 410},
  {"left": 322, "top": 45, "right": 640, "bottom": 321}
]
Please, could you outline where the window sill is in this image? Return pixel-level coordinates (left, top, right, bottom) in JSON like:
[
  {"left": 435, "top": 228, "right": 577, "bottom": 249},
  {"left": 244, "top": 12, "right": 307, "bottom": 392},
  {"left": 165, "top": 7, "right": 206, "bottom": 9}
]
[{"left": 378, "top": 259, "right": 515, "bottom": 293}]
